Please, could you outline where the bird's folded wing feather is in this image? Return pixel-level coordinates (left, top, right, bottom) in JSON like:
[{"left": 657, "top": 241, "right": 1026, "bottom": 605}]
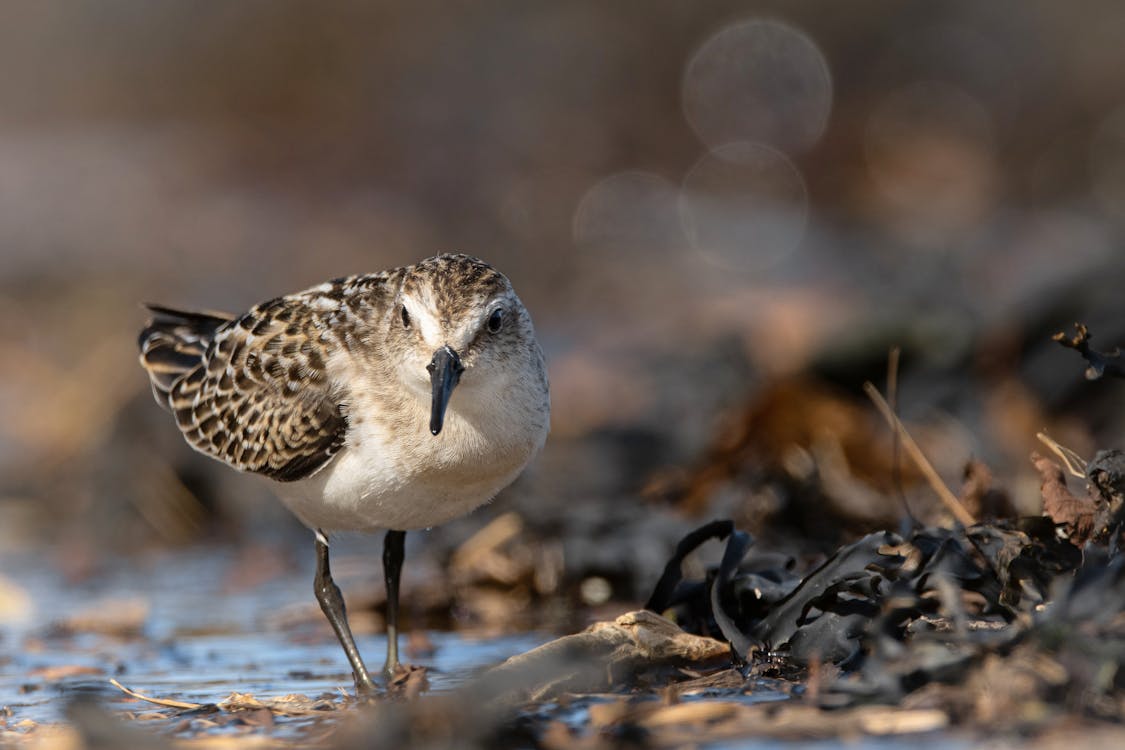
[{"left": 149, "top": 298, "right": 349, "bottom": 483}]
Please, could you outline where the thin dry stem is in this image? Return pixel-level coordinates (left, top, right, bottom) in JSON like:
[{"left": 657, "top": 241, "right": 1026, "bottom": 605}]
[
  {"left": 1036, "top": 432, "right": 1087, "bottom": 479},
  {"left": 863, "top": 382, "right": 976, "bottom": 527},
  {"left": 109, "top": 679, "right": 205, "bottom": 710},
  {"left": 886, "top": 347, "right": 914, "bottom": 525}
]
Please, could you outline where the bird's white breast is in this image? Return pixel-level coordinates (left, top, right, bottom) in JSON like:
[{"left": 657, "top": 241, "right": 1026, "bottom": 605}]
[{"left": 275, "top": 373, "right": 548, "bottom": 532}]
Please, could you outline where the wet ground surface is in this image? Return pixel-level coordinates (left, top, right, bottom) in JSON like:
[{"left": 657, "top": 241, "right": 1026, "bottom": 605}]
[
  {"left": 2, "top": 540, "right": 841, "bottom": 748},
  {"left": 6, "top": 527, "right": 1125, "bottom": 749},
  {"left": 0, "top": 543, "right": 553, "bottom": 728},
  {"left": 5, "top": 629, "right": 549, "bottom": 723}
]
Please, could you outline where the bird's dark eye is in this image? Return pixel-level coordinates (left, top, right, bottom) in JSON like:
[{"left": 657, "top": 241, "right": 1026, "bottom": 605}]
[
  {"left": 400, "top": 305, "right": 411, "bottom": 329},
  {"left": 487, "top": 308, "right": 504, "bottom": 334}
]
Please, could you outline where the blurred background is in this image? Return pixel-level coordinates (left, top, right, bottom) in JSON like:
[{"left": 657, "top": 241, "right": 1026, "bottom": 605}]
[{"left": 2, "top": 0, "right": 1125, "bottom": 633}]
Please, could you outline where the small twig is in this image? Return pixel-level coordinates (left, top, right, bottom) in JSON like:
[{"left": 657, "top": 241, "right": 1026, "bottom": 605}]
[
  {"left": 1053, "top": 323, "right": 1125, "bottom": 380},
  {"left": 109, "top": 679, "right": 206, "bottom": 710},
  {"left": 1036, "top": 432, "right": 1087, "bottom": 479},
  {"left": 885, "top": 347, "right": 916, "bottom": 528},
  {"left": 863, "top": 382, "right": 976, "bottom": 527}
]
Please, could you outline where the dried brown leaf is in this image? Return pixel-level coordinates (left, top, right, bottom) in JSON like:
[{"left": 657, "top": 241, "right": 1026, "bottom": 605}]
[
  {"left": 487, "top": 610, "right": 728, "bottom": 702},
  {"left": 1032, "top": 452, "right": 1096, "bottom": 544},
  {"left": 959, "top": 459, "right": 1015, "bottom": 520},
  {"left": 218, "top": 691, "right": 336, "bottom": 716},
  {"left": 589, "top": 610, "right": 729, "bottom": 662}
]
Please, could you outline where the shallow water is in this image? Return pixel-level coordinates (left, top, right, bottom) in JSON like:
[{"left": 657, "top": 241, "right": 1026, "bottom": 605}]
[
  {"left": 0, "top": 543, "right": 548, "bottom": 727},
  {"left": 0, "top": 546, "right": 995, "bottom": 749},
  {"left": 7, "top": 542, "right": 879, "bottom": 749}
]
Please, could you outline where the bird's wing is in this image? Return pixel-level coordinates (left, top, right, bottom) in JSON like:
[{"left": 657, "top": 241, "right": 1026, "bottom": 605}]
[{"left": 139, "top": 293, "right": 354, "bottom": 483}]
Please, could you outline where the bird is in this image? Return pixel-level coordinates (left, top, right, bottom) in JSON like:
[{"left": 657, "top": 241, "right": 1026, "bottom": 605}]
[{"left": 137, "top": 253, "right": 550, "bottom": 694}]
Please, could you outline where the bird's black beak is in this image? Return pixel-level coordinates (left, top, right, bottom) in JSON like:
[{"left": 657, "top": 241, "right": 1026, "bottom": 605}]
[{"left": 427, "top": 345, "right": 464, "bottom": 435}]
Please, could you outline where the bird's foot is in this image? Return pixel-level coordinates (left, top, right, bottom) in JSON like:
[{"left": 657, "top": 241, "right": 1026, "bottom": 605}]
[
  {"left": 382, "top": 659, "right": 403, "bottom": 681},
  {"left": 384, "top": 663, "right": 429, "bottom": 698},
  {"left": 353, "top": 673, "right": 379, "bottom": 699}
]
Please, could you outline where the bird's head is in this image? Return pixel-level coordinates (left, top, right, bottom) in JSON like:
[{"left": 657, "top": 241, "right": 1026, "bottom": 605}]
[{"left": 390, "top": 254, "right": 537, "bottom": 435}]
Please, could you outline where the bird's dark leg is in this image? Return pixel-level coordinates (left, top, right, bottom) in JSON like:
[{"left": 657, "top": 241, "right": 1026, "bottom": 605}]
[
  {"left": 382, "top": 529, "right": 406, "bottom": 677},
  {"left": 313, "top": 530, "right": 377, "bottom": 695}
]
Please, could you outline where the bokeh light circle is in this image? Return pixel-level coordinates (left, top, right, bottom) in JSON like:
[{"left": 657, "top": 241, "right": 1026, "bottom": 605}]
[
  {"left": 679, "top": 142, "right": 809, "bottom": 273},
  {"left": 682, "top": 19, "right": 833, "bottom": 154}
]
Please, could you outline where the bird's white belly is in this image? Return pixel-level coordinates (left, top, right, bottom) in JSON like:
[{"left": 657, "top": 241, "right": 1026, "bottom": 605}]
[{"left": 275, "top": 405, "right": 541, "bottom": 532}]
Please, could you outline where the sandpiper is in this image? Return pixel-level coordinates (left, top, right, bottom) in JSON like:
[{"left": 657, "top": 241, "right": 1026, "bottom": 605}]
[{"left": 138, "top": 254, "right": 550, "bottom": 694}]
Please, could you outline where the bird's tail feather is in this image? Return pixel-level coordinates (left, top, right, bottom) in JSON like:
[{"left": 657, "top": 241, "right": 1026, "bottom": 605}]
[{"left": 138, "top": 304, "right": 233, "bottom": 409}]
